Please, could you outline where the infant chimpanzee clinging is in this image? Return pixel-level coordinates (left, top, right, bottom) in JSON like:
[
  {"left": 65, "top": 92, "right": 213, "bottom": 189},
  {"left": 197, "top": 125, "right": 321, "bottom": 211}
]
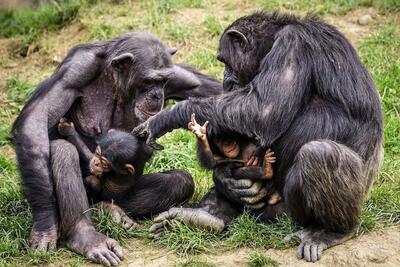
[
  {"left": 58, "top": 118, "right": 153, "bottom": 198},
  {"left": 58, "top": 118, "right": 153, "bottom": 228},
  {"left": 188, "top": 114, "right": 281, "bottom": 205}
]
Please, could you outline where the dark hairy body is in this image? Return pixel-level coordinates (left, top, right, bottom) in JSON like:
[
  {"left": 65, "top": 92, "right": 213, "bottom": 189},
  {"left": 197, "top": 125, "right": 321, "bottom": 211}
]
[
  {"left": 135, "top": 12, "right": 383, "bottom": 262},
  {"left": 12, "top": 32, "right": 221, "bottom": 265}
]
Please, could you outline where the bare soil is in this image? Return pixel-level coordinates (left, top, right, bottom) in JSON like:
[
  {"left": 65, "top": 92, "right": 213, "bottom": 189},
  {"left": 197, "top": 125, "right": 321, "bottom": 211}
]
[{"left": 78, "top": 226, "right": 400, "bottom": 266}]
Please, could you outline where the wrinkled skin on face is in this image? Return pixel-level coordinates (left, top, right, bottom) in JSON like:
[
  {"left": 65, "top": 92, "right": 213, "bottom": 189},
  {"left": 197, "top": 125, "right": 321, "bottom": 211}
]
[{"left": 89, "top": 146, "right": 112, "bottom": 176}]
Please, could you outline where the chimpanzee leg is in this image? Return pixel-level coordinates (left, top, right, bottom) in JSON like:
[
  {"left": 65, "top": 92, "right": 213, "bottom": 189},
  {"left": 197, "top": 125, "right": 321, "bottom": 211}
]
[
  {"left": 284, "top": 140, "right": 367, "bottom": 262},
  {"left": 118, "top": 169, "right": 194, "bottom": 217},
  {"left": 50, "top": 140, "right": 123, "bottom": 266},
  {"left": 149, "top": 187, "right": 241, "bottom": 238}
]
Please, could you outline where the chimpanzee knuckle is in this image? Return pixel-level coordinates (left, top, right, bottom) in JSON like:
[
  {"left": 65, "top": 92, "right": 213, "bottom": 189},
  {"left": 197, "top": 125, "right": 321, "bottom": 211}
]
[
  {"left": 233, "top": 179, "right": 253, "bottom": 189},
  {"left": 149, "top": 223, "right": 162, "bottom": 233},
  {"left": 153, "top": 211, "right": 170, "bottom": 222},
  {"left": 297, "top": 243, "right": 305, "bottom": 259}
]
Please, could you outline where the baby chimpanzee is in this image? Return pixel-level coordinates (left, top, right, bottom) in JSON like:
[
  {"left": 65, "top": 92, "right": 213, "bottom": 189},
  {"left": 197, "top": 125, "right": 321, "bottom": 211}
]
[
  {"left": 188, "top": 114, "right": 281, "bottom": 205},
  {"left": 58, "top": 118, "right": 153, "bottom": 228}
]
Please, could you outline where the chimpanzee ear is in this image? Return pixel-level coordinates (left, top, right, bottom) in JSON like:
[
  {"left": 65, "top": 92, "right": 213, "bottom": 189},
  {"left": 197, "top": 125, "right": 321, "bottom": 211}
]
[
  {"left": 167, "top": 47, "right": 178, "bottom": 55},
  {"left": 226, "top": 29, "right": 248, "bottom": 47},
  {"left": 111, "top": 53, "right": 135, "bottom": 73},
  {"left": 121, "top": 164, "right": 135, "bottom": 175}
]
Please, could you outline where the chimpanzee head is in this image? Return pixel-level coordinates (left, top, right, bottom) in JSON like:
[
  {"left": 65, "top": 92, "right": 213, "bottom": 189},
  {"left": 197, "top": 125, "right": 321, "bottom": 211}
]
[
  {"left": 108, "top": 32, "right": 200, "bottom": 122},
  {"left": 90, "top": 129, "right": 152, "bottom": 177},
  {"left": 217, "top": 12, "right": 292, "bottom": 91}
]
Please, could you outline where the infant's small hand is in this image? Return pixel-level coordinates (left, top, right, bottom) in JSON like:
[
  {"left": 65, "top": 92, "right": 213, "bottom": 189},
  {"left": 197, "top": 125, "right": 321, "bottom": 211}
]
[
  {"left": 188, "top": 113, "right": 209, "bottom": 141},
  {"left": 58, "top": 118, "right": 77, "bottom": 137}
]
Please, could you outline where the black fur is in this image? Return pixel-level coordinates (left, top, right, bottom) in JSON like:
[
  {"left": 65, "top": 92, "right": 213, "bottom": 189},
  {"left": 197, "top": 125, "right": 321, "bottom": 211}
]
[
  {"left": 136, "top": 12, "right": 383, "bottom": 261},
  {"left": 12, "top": 31, "right": 219, "bottom": 260}
]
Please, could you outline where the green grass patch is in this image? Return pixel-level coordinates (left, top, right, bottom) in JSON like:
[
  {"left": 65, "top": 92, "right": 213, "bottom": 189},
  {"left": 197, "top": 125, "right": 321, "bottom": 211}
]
[
  {"left": 154, "top": 220, "right": 220, "bottom": 255},
  {"left": 225, "top": 213, "right": 299, "bottom": 250},
  {"left": 356, "top": 26, "right": 400, "bottom": 233},
  {"left": 257, "top": 0, "right": 400, "bottom": 15},
  {"left": 5, "top": 76, "right": 36, "bottom": 104},
  {"left": 248, "top": 252, "right": 280, "bottom": 267}
]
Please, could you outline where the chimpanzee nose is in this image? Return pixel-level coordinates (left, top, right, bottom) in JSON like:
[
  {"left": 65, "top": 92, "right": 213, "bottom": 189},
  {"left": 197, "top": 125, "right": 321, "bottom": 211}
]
[{"left": 151, "top": 92, "right": 162, "bottom": 100}]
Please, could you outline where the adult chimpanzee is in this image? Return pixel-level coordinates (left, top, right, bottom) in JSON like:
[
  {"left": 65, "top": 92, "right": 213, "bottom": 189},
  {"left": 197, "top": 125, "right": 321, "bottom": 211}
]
[
  {"left": 134, "top": 12, "right": 383, "bottom": 262},
  {"left": 12, "top": 32, "right": 221, "bottom": 265}
]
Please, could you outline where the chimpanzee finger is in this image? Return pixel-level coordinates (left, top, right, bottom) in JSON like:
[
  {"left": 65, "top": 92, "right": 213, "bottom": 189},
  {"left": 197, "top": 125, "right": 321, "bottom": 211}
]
[
  {"left": 232, "top": 182, "right": 263, "bottom": 197},
  {"left": 108, "top": 241, "right": 124, "bottom": 260},
  {"left": 153, "top": 208, "right": 180, "bottom": 222},
  {"left": 246, "top": 156, "right": 255, "bottom": 166},
  {"left": 104, "top": 251, "right": 120, "bottom": 266},
  {"left": 150, "top": 231, "right": 165, "bottom": 239},
  {"left": 148, "top": 140, "right": 164, "bottom": 150},
  {"left": 191, "top": 113, "right": 196, "bottom": 124},
  {"left": 267, "top": 192, "right": 282, "bottom": 205},
  {"left": 240, "top": 188, "right": 267, "bottom": 204},
  {"left": 229, "top": 178, "right": 253, "bottom": 189},
  {"left": 202, "top": 121, "right": 209, "bottom": 129}
]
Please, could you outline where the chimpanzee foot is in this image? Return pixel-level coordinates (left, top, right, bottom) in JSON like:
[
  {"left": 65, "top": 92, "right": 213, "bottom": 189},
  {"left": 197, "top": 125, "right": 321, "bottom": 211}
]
[
  {"left": 67, "top": 220, "right": 123, "bottom": 266},
  {"left": 29, "top": 225, "right": 58, "bottom": 251},
  {"left": 285, "top": 227, "right": 354, "bottom": 262},
  {"left": 99, "top": 202, "right": 138, "bottom": 230},
  {"left": 149, "top": 208, "right": 225, "bottom": 239}
]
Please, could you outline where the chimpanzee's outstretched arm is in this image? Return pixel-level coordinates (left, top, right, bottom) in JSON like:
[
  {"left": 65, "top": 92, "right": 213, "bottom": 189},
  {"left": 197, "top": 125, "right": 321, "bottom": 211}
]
[
  {"left": 12, "top": 49, "right": 103, "bottom": 249},
  {"left": 133, "top": 27, "right": 309, "bottom": 148},
  {"left": 164, "top": 64, "right": 222, "bottom": 100}
]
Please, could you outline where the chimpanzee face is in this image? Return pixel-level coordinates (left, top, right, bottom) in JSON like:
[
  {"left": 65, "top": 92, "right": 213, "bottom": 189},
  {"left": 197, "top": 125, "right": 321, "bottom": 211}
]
[
  {"left": 90, "top": 146, "right": 112, "bottom": 176},
  {"left": 215, "top": 139, "right": 240, "bottom": 158},
  {"left": 217, "top": 29, "right": 259, "bottom": 91},
  {"left": 110, "top": 33, "right": 199, "bottom": 123}
]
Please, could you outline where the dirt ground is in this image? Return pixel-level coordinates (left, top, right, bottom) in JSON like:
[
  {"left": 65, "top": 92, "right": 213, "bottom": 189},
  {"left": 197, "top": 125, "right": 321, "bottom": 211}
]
[{"left": 77, "top": 226, "right": 400, "bottom": 266}]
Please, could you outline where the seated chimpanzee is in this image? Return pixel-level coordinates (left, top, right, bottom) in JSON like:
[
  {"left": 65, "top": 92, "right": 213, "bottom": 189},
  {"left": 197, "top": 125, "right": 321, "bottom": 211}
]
[
  {"left": 149, "top": 114, "right": 282, "bottom": 238},
  {"left": 58, "top": 118, "right": 190, "bottom": 230}
]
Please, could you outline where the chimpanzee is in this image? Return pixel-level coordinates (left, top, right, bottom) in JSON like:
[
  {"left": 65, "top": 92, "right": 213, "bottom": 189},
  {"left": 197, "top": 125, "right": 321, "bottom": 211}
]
[
  {"left": 149, "top": 114, "right": 281, "bottom": 238},
  {"left": 134, "top": 12, "right": 383, "bottom": 262},
  {"left": 188, "top": 114, "right": 276, "bottom": 181},
  {"left": 12, "top": 31, "right": 221, "bottom": 266},
  {"left": 58, "top": 118, "right": 156, "bottom": 229}
]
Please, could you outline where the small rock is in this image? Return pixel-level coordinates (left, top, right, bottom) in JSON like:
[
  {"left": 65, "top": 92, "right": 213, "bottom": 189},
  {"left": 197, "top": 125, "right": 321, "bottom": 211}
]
[{"left": 358, "top": 14, "right": 373, "bottom": 25}]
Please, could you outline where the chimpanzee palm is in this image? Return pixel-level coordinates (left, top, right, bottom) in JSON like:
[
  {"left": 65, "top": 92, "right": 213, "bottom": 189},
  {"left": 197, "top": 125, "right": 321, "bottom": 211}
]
[
  {"left": 134, "top": 12, "right": 383, "bottom": 262},
  {"left": 12, "top": 32, "right": 221, "bottom": 266}
]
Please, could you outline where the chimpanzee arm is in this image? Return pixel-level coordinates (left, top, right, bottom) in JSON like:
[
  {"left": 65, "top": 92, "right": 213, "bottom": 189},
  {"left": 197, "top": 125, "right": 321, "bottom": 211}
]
[
  {"left": 196, "top": 140, "right": 217, "bottom": 169},
  {"left": 164, "top": 64, "right": 222, "bottom": 100},
  {"left": 133, "top": 26, "right": 310, "bottom": 148},
  {"left": 65, "top": 133, "right": 94, "bottom": 162},
  {"left": 12, "top": 49, "right": 103, "bottom": 234},
  {"left": 233, "top": 166, "right": 265, "bottom": 180}
]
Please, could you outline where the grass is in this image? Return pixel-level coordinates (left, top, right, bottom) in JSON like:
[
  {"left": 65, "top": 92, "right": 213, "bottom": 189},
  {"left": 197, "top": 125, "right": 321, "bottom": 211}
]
[
  {"left": 257, "top": 0, "right": 400, "bottom": 15},
  {"left": 247, "top": 252, "right": 280, "bottom": 267},
  {"left": 0, "top": 0, "right": 399, "bottom": 266},
  {"left": 175, "top": 257, "right": 216, "bottom": 267}
]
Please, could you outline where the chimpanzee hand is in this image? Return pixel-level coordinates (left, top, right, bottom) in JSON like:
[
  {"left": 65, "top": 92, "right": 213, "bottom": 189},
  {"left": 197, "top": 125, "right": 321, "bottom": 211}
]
[
  {"left": 188, "top": 113, "right": 209, "bottom": 142},
  {"left": 214, "top": 166, "right": 267, "bottom": 209},
  {"left": 131, "top": 119, "right": 164, "bottom": 150},
  {"left": 58, "top": 118, "right": 78, "bottom": 137}
]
